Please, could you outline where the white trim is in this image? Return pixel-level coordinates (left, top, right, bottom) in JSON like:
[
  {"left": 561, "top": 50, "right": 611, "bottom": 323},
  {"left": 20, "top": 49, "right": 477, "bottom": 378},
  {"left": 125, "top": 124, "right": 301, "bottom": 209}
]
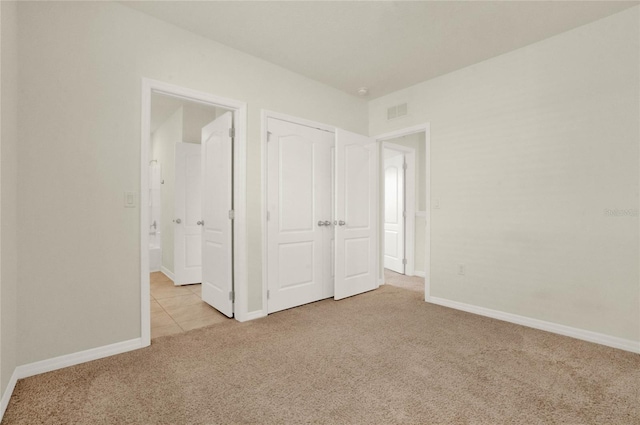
[
  {"left": 382, "top": 142, "right": 416, "bottom": 277},
  {"left": 141, "top": 78, "right": 249, "bottom": 327},
  {"left": 240, "top": 310, "right": 267, "bottom": 322},
  {"left": 0, "top": 369, "right": 18, "bottom": 420},
  {"left": 414, "top": 270, "right": 426, "bottom": 278},
  {"left": 262, "top": 110, "right": 336, "bottom": 134},
  {"left": 376, "top": 124, "right": 431, "bottom": 142},
  {"left": 374, "top": 123, "right": 431, "bottom": 301},
  {"left": 160, "top": 266, "right": 175, "bottom": 283},
  {"left": 16, "top": 338, "right": 146, "bottom": 379},
  {"left": 429, "top": 297, "right": 640, "bottom": 354}
]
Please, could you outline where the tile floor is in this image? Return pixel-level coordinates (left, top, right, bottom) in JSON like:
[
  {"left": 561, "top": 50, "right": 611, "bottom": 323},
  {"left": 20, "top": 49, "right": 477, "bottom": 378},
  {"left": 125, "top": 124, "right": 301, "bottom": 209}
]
[{"left": 150, "top": 271, "right": 229, "bottom": 339}]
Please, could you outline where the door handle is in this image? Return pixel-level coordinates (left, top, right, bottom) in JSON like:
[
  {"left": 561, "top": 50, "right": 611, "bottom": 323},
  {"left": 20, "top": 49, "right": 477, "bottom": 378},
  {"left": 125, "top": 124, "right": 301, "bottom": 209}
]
[
  {"left": 197, "top": 220, "right": 204, "bottom": 226},
  {"left": 338, "top": 220, "right": 346, "bottom": 226},
  {"left": 174, "top": 218, "right": 182, "bottom": 224},
  {"left": 318, "top": 221, "right": 326, "bottom": 227},
  {"left": 323, "top": 221, "right": 331, "bottom": 226}
]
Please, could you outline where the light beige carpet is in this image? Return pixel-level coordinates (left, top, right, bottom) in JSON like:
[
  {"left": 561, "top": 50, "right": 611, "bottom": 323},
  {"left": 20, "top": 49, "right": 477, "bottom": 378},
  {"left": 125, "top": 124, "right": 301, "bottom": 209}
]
[{"left": 3, "top": 285, "right": 639, "bottom": 424}]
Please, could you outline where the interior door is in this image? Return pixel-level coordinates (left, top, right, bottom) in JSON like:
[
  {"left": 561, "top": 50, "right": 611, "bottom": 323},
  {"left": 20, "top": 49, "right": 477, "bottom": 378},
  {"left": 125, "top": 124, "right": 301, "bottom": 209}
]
[
  {"left": 334, "top": 129, "right": 379, "bottom": 300},
  {"left": 267, "top": 118, "right": 334, "bottom": 313},
  {"left": 174, "top": 142, "right": 202, "bottom": 285},
  {"left": 200, "top": 112, "right": 234, "bottom": 317},
  {"left": 383, "top": 151, "right": 405, "bottom": 273}
]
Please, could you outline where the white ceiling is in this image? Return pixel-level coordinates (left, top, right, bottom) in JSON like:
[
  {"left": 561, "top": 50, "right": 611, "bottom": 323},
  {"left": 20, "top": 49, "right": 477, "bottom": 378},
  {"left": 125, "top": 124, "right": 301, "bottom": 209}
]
[{"left": 124, "top": 1, "right": 637, "bottom": 99}]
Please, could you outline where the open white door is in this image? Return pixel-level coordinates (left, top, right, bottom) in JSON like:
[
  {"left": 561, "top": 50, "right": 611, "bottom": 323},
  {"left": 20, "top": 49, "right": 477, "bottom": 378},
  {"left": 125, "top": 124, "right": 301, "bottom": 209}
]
[
  {"left": 334, "top": 129, "right": 379, "bottom": 300},
  {"left": 174, "top": 142, "right": 202, "bottom": 285},
  {"left": 384, "top": 151, "right": 405, "bottom": 273},
  {"left": 200, "top": 112, "right": 234, "bottom": 317}
]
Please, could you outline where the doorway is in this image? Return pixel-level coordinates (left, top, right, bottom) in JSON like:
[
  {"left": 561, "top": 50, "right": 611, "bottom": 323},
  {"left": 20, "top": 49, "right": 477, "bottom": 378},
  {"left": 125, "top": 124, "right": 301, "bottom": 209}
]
[
  {"left": 376, "top": 124, "right": 431, "bottom": 299},
  {"left": 140, "top": 79, "right": 248, "bottom": 345},
  {"left": 382, "top": 142, "right": 416, "bottom": 275}
]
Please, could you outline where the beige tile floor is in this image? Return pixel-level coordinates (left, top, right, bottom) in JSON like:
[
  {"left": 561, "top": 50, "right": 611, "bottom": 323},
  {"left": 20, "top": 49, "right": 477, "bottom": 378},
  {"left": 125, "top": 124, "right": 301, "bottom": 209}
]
[{"left": 150, "top": 272, "right": 229, "bottom": 339}]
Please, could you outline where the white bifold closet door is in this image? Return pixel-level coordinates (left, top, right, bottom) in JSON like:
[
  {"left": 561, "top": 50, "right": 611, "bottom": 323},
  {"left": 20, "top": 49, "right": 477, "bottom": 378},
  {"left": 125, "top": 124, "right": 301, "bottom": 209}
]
[
  {"left": 267, "top": 118, "right": 334, "bottom": 314},
  {"left": 267, "top": 119, "right": 378, "bottom": 313},
  {"left": 334, "top": 129, "right": 379, "bottom": 300},
  {"left": 200, "top": 112, "right": 234, "bottom": 317}
]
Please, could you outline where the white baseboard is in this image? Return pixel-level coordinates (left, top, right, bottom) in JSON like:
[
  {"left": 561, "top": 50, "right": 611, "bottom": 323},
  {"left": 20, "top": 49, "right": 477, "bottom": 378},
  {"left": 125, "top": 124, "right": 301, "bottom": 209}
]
[
  {"left": 160, "top": 267, "right": 175, "bottom": 282},
  {"left": 0, "top": 337, "right": 145, "bottom": 422},
  {"left": 414, "top": 270, "right": 426, "bottom": 277},
  {"left": 15, "top": 338, "right": 145, "bottom": 380},
  {"left": 238, "top": 310, "right": 267, "bottom": 322},
  {"left": 0, "top": 368, "right": 19, "bottom": 420},
  {"left": 429, "top": 297, "right": 640, "bottom": 354}
]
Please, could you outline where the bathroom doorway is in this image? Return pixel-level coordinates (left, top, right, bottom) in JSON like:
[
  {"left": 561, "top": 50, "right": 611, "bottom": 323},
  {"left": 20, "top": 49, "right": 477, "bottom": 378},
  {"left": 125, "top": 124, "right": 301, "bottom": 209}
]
[{"left": 140, "top": 79, "right": 248, "bottom": 344}]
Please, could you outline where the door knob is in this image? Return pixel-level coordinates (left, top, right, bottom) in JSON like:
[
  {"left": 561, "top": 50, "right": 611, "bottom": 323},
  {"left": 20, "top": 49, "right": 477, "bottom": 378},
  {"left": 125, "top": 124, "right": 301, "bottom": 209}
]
[
  {"left": 175, "top": 218, "right": 182, "bottom": 224},
  {"left": 338, "top": 220, "right": 346, "bottom": 226},
  {"left": 197, "top": 220, "right": 204, "bottom": 226},
  {"left": 317, "top": 221, "right": 326, "bottom": 227},
  {"left": 323, "top": 221, "right": 331, "bottom": 226}
]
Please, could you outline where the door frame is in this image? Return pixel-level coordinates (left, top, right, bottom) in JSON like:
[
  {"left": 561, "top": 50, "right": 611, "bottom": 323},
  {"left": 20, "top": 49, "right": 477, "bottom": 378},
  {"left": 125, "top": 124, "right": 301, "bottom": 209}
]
[
  {"left": 375, "top": 123, "right": 431, "bottom": 301},
  {"left": 382, "top": 142, "right": 416, "bottom": 277},
  {"left": 140, "top": 78, "right": 249, "bottom": 346},
  {"left": 260, "top": 110, "right": 336, "bottom": 318}
]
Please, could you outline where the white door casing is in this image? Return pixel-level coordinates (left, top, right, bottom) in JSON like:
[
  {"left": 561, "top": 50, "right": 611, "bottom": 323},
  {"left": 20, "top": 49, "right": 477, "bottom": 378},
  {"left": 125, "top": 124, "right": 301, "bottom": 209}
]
[
  {"left": 335, "top": 129, "right": 379, "bottom": 300},
  {"left": 174, "top": 142, "right": 202, "bottom": 285},
  {"left": 266, "top": 118, "right": 334, "bottom": 313},
  {"left": 200, "top": 112, "right": 234, "bottom": 317},
  {"left": 384, "top": 151, "right": 405, "bottom": 273}
]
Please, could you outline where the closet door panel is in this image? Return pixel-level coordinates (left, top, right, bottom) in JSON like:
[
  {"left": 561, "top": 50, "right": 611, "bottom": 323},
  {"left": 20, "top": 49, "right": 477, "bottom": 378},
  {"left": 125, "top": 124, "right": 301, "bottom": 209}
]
[
  {"left": 335, "top": 129, "right": 379, "bottom": 300},
  {"left": 267, "top": 118, "right": 334, "bottom": 313}
]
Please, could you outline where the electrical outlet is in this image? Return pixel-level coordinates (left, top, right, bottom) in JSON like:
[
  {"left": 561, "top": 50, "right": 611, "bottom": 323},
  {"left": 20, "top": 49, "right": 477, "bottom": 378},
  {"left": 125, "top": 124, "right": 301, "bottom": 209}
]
[{"left": 458, "top": 265, "right": 465, "bottom": 276}]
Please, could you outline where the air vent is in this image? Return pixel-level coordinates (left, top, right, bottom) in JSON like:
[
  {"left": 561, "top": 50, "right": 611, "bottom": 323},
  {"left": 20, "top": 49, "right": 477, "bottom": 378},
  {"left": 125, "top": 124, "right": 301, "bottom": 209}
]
[{"left": 387, "top": 103, "right": 408, "bottom": 120}]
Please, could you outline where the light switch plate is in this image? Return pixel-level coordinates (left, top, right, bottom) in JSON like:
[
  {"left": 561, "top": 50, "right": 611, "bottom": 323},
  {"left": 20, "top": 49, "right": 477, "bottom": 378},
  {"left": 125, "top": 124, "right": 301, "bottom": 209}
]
[{"left": 124, "top": 191, "right": 136, "bottom": 208}]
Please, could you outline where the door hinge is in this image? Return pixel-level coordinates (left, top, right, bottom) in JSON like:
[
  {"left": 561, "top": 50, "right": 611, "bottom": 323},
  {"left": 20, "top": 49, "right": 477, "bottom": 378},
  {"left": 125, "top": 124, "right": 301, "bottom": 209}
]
[
  {"left": 229, "top": 210, "right": 235, "bottom": 220},
  {"left": 229, "top": 127, "right": 235, "bottom": 138},
  {"left": 267, "top": 290, "right": 270, "bottom": 300},
  {"left": 229, "top": 291, "right": 235, "bottom": 302},
  {"left": 403, "top": 162, "right": 408, "bottom": 170},
  {"left": 267, "top": 131, "right": 272, "bottom": 142},
  {"left": 403, "top": 258, "right": 407, "bottom": 265}
]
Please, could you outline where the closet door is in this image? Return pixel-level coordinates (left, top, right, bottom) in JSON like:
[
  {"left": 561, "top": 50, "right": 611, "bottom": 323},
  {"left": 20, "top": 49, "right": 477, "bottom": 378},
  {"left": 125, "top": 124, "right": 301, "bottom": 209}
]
[
  {"left": 267, "top": 118, "right": 334, "bottom": 313},
  {"left": 334, "top": 129, "right": 379, "bottom": 300}
]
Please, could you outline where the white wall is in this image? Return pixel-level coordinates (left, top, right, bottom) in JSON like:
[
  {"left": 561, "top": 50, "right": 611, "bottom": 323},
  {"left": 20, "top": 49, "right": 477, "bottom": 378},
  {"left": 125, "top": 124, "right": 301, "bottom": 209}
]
[
  {"left": 1, "top": 0, "right": 18, "bottom": 398},
  {"left": 16, "top": 1, "right": 367, "bottom": 364},
  {"left": 151, "top": 106, "right": 183, "bottom": 275},
  {"left": 370, "top": 7, "right": 639, "bottom": 342},
  {"left": 182, "top": 103, "right": 219, "bottom": 144}
]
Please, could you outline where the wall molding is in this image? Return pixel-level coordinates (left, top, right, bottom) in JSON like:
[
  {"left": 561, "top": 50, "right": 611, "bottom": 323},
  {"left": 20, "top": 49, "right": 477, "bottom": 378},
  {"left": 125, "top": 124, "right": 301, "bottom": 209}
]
[
  {"left": 0, "top": 338, "right": 145, "bottom": 422},
  {"left": 160, "top": 266, "right": 175, "bottom": 282},
  {"left": 240, "top": 310, "right": 267, "bottom": 322},
  {"left": 0, "top": 369, "right": 19, "bottom": 420},
  {"left": 429, "top": 296, "right": 640, "bottom": 354},
  {"left": 14, "top": 338, "right": 145, "bottom": 380}
]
